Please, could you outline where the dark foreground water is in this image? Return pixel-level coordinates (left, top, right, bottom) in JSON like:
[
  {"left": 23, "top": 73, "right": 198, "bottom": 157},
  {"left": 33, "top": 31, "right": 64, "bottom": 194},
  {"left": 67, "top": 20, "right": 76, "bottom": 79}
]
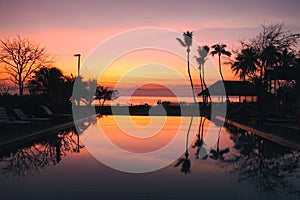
[{"left": 0, "top": 116, "right": 299, "bottom": 200}]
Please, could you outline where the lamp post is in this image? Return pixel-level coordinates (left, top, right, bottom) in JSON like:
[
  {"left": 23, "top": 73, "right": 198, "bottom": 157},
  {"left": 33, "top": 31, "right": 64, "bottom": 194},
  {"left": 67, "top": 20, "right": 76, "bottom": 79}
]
[{"left": 74, "top": 54, "right": 81, "bottom": 76}]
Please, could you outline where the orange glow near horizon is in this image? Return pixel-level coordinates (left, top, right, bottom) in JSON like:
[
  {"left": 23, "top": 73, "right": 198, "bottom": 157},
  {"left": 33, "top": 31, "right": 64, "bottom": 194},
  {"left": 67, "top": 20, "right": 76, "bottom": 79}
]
[
  {"left": 0, "top": 26, "right": 239, "bottom": 92},
  {"left": 97, "top": 49, "right": 194, "bottom": 88},
  {"left": 98, "top": 115, "right": 180, "bottom": 153},
  {"left": 81, "top": 115, "right": 233, "bottom": 155}
]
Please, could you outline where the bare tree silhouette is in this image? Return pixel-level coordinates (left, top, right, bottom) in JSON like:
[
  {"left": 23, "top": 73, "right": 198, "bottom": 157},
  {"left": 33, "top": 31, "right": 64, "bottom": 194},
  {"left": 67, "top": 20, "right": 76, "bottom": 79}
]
[{"left": 0, "top": 36, "right": 51, "bottom": 96}]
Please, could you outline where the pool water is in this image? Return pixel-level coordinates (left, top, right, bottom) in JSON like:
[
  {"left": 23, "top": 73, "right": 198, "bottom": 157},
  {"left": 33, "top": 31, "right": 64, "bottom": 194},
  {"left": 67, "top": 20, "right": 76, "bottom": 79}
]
[{"left": 0, "top": 116, "right": 299, "bottom": 200}]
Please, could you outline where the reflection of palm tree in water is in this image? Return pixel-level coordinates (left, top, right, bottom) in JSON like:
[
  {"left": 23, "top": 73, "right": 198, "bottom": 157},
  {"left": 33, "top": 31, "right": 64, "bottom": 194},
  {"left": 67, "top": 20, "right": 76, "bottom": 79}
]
[
  {"left": 73, "top": 115, "right": 99, "bottom": 152},
  {"left": 75, "top": 115, "right": 98, "bottom": 135},
  {"left": 174, "top": 117, "right": 193, "bottom": 174},
  {"left": 221, "top": 126, "right": 300, "bottom": 196},
  {"left": 192, "top": 117, "right": 208, "bottom": 159},
  {"left": 209, "top": 126, "right": 229, "bottom": 160},
  {"left": 0, "top": 128, "right": 86, "bottom": 178}
]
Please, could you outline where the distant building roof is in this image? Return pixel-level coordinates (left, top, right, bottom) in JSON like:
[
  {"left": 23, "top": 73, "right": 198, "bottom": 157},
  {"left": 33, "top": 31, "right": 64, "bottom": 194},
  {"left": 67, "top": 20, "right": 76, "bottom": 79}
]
[{"left": 198, "top": 80, "right": 259, "bottom": 96}]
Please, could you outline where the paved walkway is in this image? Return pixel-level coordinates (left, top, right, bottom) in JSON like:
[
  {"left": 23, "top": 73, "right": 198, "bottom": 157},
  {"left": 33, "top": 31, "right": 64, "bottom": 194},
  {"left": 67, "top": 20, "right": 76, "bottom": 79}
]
[{"left": 215, "top": 116, "right": 300, "bottom": 151}]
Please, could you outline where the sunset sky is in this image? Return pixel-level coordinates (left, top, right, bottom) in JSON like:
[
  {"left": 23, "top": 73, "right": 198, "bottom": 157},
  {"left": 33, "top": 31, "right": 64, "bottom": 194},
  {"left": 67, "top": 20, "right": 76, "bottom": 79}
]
[{"left": 1, "top": 0, "right": 300, "bottom": 95}]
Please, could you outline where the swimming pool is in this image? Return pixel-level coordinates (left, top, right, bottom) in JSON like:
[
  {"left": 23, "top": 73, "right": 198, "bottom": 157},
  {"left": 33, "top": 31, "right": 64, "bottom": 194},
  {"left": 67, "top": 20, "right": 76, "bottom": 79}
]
[{"left": 0, "top": 116, "right": 299, "bottom": 200}]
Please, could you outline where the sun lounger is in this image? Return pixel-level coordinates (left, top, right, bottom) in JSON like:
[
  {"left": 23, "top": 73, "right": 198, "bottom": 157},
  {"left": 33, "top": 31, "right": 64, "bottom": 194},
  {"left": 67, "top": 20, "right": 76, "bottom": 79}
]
[
  {"left": 0, "top": 107, "right": 32, "bottom": 125},
  {"left": 13, "top": 108, "right": 49, "bottom": 122},
  {"left": 39, "top": 105, "right": 72, "bottom": 118}
]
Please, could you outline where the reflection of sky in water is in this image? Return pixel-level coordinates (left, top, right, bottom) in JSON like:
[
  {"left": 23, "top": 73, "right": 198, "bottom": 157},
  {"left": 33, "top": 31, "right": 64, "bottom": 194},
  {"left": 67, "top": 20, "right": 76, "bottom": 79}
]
[{"left": 0, "top": 116, "right": 299, "bottom": 200}]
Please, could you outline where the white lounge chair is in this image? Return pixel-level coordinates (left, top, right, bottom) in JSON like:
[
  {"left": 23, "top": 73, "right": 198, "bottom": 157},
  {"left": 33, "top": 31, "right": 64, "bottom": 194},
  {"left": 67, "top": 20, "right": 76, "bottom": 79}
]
[
  {"left": 0, "top": 107, "right": 32, "bottom": 125},
  {"left": 13, "top": 108, "right": 49, "bottom": 122}
]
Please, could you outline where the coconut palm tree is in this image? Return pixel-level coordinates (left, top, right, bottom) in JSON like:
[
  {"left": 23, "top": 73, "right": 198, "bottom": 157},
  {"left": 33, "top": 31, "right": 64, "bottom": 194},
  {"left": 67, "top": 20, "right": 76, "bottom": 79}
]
[
  {"left": 210, "top": 43, "right": 231, "bottom": 102},
  {"left": 177, "top": 31, "right": 196, "bottom": 103},
  {"left": 231, "top": 47, "right": 258, "bottom": 81},
  {"left": 195, "top": 45, "right": 210, "bottom": 103},
  {"left": 28, "top": 67, "right": 65, "bottom": 105},
  {"left": 210, "top": 43, "right": 232, "bottom": 81}
]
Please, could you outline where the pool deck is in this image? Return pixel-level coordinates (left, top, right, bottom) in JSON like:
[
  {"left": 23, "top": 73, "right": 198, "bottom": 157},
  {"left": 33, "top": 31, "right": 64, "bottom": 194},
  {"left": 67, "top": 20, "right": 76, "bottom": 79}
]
[
  {"left": 0, "top": 114, "right": 101, "bottom": 148},
  {"left": 0, "top": 120, "right": 75, "bottom": 148},
  {"left": 215, "top": 116, "right": 300, "bottom": 151}
]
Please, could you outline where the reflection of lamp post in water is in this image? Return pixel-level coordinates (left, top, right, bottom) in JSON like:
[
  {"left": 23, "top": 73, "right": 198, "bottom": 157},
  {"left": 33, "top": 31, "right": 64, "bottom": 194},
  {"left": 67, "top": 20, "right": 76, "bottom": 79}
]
[
  {"left": 73, "top": 54, "right": 81, "bottom": 106},
  {"left": 74, "top": 54, "right": 81, "bottom": 76},
  {"left": 55, "top": 135, "right": 63, "bottom": 163}
]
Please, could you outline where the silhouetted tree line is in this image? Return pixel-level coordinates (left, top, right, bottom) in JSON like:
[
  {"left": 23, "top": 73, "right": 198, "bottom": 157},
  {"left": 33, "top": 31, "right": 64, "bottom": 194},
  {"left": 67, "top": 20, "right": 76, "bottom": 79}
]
[
  {"left": 0, "top": 66, "right": 118, "bottom": 114},
  {"left": 230, "top": 23, "right": 300, "bottom": 112},
  {"left": 0, "top": 36, "right": 118, "bottom": 114},
  {"left": 177, "top": 23, "right": 299, "bottom": 115},
  {"left": 0, "top": 22, "right": 298, "bottom": 112}
]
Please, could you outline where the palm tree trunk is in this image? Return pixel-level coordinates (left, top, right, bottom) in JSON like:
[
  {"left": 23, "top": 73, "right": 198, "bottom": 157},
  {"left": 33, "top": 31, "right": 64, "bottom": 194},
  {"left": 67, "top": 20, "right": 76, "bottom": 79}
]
[
  {"left": 197, "top": 117, "right": 202, "bottom": 137},
  {"left": 201, "top": 117, "right": 206, "bottom": 139},
  {"left": 218, "top": 54, "right": 229, "bottom": 102},
  {"left": 216, "top": 126, "right": 222, "bottom": 152},
  {"left": 187, "top": 48, "right": 197, "bottom": 103},
  {"left": 186, "top": 116, "right": 193, "bottom": 150},
  {"left": 218, "top": 55, "right": 224, "bottom": 81},
  {"left": 202, "top": 66, "right": 211, "bottom": 103},
  {"left": 199, "top": 66, "right": 204, "bottom": 103}
]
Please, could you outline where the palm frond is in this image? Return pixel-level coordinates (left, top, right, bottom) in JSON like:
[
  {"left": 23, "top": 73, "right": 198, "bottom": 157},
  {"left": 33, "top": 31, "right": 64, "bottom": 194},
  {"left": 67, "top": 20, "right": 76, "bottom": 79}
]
[
  {"left": 174, "top": 158, "right": 185, "bottom": 167},
  {"left": 184, "top": 31, "right": 193, "bottom": 38},
  {"left": 203, "top": 45, "right": 210, "bottom": 54},
  {"left": 219, "top": 148, "right": 230, "bottom": 154},
  {"left": 210, "top": 50, "right": 218, "bottom": 57},
  {"left": 176, "top": 38, "right": 186, "bottom": 47},
  {"left": 220, "top": 44, "right": 227, "bottom": 48},
  {"left": 221, "top": 49, "right": 232, "bottom": 57},
  {"left": 210, "top": 149, "right": 217, "bottom": 154},
  {"left": 211, "top": 44, "right": 218, "bottom": 49}
]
